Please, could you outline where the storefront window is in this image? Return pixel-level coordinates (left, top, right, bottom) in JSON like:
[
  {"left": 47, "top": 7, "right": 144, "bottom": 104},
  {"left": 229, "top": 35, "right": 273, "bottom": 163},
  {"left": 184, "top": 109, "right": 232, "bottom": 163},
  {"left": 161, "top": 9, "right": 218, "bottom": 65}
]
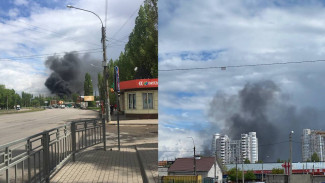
[
  {"left": 128, "top": 93, "right": 136, "bottom": 109},
  {"left": 143, "top": 93, "right": 153, "bottom": 109}
]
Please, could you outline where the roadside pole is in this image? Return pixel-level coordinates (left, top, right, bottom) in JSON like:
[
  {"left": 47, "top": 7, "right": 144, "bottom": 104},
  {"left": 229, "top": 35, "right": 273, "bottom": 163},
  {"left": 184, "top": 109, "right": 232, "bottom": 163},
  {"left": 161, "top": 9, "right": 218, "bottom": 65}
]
[
  {"left": 101, "top": 26, "right": 111, "bottom": 123},
  {"left": 114, "top": 66, "right": 120, "bottom": 151},
  {"left": 236, "top": 157, "right": 238, "bottom": 183}
]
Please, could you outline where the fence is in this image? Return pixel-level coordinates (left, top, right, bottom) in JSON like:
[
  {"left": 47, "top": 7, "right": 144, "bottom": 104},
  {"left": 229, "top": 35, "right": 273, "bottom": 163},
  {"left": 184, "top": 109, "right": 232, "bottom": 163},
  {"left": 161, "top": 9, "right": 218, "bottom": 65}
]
[
  {"left": 0, "top": 119, "right": 106, "bottom": 183},
  {"left": 161, "top": 175, "right": 202, "bottom": 183}
]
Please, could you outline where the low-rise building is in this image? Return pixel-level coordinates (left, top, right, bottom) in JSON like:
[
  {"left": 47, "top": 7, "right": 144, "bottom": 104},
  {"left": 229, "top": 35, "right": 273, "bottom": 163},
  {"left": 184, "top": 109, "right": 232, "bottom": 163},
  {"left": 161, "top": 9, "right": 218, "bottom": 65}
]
[
  {"left": 168, "top": 157, "right": 223, "bottom": 183},
  {"left": 119, "top": 78, "right": 158, "bottom": 119}
]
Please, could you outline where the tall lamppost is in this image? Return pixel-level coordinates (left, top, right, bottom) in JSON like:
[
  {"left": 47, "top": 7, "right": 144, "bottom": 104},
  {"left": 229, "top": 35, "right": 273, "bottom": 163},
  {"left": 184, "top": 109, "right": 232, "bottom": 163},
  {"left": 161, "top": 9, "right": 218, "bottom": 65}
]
[
  {"left": 289, "top": 130, "right": 294, "bottom": 183},
  {"left": 67, "top": 5, "right": 110, "bottom": 123},
  {"left": 262, "top": 155, "right": 269, "bottom": 182},
  {"left": 188, "top": 137, "right": 196, "bottom": 175}
]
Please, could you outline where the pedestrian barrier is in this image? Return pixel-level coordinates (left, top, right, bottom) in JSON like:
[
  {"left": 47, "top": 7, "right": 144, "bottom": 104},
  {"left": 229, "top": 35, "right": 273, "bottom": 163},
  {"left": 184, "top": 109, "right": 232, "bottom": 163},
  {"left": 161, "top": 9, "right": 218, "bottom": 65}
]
[{"left": 0, "top": 119, "right": 106, "bottom": 183}]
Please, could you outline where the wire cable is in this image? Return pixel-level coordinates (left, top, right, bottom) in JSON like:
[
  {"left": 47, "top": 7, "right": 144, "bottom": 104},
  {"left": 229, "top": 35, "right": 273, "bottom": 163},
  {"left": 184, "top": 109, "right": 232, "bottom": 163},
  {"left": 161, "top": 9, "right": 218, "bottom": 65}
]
[
  {"left": 159, "top": 59, "right": 325, "bottom": 72},
  {"left": 110, "top": 2, "right": 143, "bottom": 39},
  {"left": 0, "top": 49, "right": 103, "bottom": 62}
]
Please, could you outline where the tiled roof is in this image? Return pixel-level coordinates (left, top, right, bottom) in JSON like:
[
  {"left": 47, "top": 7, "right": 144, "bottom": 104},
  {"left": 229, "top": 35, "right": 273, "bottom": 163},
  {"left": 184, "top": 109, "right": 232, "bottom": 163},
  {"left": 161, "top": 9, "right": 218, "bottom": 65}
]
[{"left": 168, "top": 157, "right": 215, "bottom": 172}]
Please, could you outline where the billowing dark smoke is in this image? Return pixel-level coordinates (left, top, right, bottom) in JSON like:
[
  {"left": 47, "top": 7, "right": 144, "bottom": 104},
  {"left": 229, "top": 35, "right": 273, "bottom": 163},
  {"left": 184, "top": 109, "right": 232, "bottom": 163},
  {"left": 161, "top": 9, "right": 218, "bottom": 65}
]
[
  {"left": 208, "top": 80, "right": 323, "bottom": 162},
  {"left": 45, "top": 52, "right": 102, "bottom": 97}
]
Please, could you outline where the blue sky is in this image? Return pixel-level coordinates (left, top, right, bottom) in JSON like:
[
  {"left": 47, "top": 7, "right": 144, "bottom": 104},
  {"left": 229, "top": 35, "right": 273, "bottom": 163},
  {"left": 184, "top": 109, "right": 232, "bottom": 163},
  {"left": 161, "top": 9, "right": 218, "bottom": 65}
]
[
  {"left": 158, "top": 0, "right": 325, "bottom": 161},
  {"left": 0, "top": 0, "right": 143, "bottom": 95}
]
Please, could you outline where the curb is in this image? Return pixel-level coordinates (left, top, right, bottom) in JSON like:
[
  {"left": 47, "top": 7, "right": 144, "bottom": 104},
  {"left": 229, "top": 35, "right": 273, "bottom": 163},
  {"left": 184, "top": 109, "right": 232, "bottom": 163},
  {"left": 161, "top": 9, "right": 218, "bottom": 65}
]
[{"left": 135, "top": 145, "right": 149, "bottom": 183}]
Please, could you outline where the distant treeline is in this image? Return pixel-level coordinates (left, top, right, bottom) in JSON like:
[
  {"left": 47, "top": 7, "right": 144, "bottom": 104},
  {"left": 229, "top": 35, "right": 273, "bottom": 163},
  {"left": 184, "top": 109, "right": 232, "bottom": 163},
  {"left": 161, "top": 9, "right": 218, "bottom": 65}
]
[{"left": 0, "top": 85, "right": 80, "bottom": 109}]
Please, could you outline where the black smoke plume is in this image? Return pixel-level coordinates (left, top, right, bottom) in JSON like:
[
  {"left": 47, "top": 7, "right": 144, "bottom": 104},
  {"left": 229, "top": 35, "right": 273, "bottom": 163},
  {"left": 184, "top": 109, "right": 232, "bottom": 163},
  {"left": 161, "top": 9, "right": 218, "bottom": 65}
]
[
  {"left": 45, "top": 52, "right": 102, "bottom": 97},
  {"left": 208, "top": 80, "right": 323, "bottom": 162}
]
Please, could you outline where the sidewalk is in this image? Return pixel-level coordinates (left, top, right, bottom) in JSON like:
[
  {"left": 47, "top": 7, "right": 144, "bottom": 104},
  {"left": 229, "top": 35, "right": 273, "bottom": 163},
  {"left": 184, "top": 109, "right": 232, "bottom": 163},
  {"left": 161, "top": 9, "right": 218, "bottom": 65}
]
[
  {"left": 50, "top": 119, "right": 158, "bottom": 183},
  {"left": 51, "top": 146, "right": 143, "bottom": 183},
  {"left": 108, "top": 119, "right": 158, "bottom": 125}
]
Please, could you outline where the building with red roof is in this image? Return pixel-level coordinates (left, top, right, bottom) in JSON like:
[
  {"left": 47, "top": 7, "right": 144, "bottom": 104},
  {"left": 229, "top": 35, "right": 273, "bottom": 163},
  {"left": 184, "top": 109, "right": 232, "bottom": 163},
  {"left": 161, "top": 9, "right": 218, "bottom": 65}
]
[
  {"left": 168, "top": 157, "right": 223, "bottom": 183},
  {"left": 119, "top": 78, "right": 158, "bottom": 119}
]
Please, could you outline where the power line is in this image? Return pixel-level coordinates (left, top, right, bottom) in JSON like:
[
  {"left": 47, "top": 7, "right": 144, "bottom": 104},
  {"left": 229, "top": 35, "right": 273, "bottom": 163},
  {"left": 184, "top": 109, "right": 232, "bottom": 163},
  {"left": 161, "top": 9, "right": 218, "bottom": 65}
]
[
  {"left": 110, "top": 2, "right": 143, "bottom": 39},
  {"left": 0, "top": 39, "right": 129, "bottom": 62},
  {"left": 159, "top": 59, "right": 325, "bottom": 72},
  {"left": 258, "top": 141, "right": 289, "bottom": 147},
  {"left": 0, "top": 48, "right": 103, "bottom": 62},
  {"left": 14, "top": 20, "right": 102, "bottom": 47}
]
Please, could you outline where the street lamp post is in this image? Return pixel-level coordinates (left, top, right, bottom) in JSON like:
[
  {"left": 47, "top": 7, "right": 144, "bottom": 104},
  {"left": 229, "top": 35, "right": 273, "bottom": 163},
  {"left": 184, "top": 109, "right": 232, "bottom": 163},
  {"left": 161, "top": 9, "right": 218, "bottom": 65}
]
[
  {"left": 67, "top": 5, "right": 111, "bottom": 124},
  {"left": 262, "top": 155, "right": 269, "bottom": 182},
  {"left": 289, "top": 131, "right": 294, "bottom": 183},
  {"left": 241, "top": 152, "right": 244, "bottom": 183},
  {"left": 188, "top": 137, "right": 196, "bottom": 175},
  {"left": 236, "top": 157, "right": 238, "bottom": 183}
]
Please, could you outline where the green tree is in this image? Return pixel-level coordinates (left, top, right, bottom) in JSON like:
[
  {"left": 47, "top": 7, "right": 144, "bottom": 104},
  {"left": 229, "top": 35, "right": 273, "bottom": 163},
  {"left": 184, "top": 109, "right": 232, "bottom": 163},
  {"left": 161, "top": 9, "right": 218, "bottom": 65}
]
[
  {"left": 227, "top": 168, "right": 242, "bottom": 181},
  {"left": 72, "top": 93, "right": 79, "bottom": 103},
  {"left": 21, "top": 91, "right": 33, "bottom": 107},
  {"left": 245, "top": 170, "right": 256, "bottom": 180},
  {"left": 0, "top": 85, "right": 22, "bottom": 109},
  {"left": 271, "top": 168, "right": 284, "bottom": 174},
  {"left": 256, "top": 160, "right": 263, "bottom": 163},
  {"left": 84, "top": 73, "right": 93, "bottom": 96},
  {"left": 311, "top": 152, "right": 320, "bottom": 162},
  {"left": 112, "top": 0, "right": 158, "bottom": 81},
  {"left": 244, "top": 158, "right": 250, "bottom": 164},
  {"left": 277, "top": 158, "right": 284, "bottom": 163}
]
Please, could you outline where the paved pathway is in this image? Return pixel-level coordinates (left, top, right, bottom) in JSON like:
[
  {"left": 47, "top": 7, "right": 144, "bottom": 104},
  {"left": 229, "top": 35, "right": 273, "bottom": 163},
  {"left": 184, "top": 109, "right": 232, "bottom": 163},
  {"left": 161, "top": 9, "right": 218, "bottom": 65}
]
[
  {"left": 51, "top": 146, "right": 143, "bottom": 183},
  {"left": 51, "top": 122, "right": 158, "bottom": 183}
]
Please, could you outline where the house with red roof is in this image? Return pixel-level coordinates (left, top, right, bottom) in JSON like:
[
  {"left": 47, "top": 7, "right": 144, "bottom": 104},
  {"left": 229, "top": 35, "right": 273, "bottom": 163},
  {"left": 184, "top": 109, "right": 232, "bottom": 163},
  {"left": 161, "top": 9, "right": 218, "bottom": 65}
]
[{"left": 168, "top": 157, "right": 223, "bottom": 183}]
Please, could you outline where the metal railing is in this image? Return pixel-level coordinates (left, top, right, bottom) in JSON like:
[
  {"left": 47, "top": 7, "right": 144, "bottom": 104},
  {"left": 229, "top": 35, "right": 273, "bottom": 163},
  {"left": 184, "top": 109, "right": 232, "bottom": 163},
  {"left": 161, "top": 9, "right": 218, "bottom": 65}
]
[{"left": 0, "top": 119, "right": 106, "bottom": 183}]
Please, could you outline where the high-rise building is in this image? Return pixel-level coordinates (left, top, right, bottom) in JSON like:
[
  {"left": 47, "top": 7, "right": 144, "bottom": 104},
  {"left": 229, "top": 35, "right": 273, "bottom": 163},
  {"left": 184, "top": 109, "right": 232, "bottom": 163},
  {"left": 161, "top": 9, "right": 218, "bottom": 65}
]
[
  {"left": 212, "top": 132, "right": 258, "bottom": 164},
  {"left": 302, "top": 129, "right": 325, "bottom": 162},
  {"left": 229, "top": 140, "right": 241, "bottom": 164},
  {"left": 212, "top": 133, "right": 230, "bottom": 164}
]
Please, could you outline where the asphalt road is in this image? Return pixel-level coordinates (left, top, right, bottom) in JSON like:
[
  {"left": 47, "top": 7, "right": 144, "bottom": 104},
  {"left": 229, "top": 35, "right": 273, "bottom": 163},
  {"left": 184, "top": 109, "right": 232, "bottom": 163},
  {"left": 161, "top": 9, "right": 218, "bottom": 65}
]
[{"left": 0, "top": 108, "right": 98, "bottom": 145}]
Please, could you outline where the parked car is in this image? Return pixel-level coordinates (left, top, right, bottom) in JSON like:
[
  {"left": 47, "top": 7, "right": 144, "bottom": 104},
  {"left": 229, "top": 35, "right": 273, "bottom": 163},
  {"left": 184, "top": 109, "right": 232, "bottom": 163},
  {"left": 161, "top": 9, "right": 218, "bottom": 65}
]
[
  {"left": 16, "top": 105, "right": 21, "bottom": 110},
  {"left": 60, "top": 105, "right": 65, "bottom": 109}
]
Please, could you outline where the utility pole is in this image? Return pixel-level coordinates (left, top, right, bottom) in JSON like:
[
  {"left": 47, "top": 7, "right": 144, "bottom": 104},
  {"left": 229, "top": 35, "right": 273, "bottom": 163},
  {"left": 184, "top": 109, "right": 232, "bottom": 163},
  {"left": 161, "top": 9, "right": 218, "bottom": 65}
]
[
  {"left": 236, "top": 157, "right": 238, "bottom": 183},
  {"left": 194, "top": 145, "right": 196, "bottom": 175},
  {"left": 262, "top": 161, "right": 264, "bottom": 182},
  {"left": 242, "top": 154, "right": 244, "bottom": 183},
  {"left": 188, "top": 137, "right": 196, "bottom": 175},
  {"left": 101, "top": 26, "right": 111, "bottom": 123},
  {"left": 289, "top": 131, "right": 294, "bottom": 183},
  {"left": 214, "top": 150, "right": 217, "bottom": 182},
  {"left": 67, "top": 5, "right": 111, "bottom": 123}
]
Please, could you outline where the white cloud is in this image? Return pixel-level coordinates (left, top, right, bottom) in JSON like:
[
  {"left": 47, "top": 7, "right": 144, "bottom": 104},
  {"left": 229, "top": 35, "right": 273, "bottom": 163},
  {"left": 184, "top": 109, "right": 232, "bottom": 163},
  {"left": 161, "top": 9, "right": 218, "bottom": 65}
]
[
  {"left": 158, "top": 125, "right": 206, "bottom": 160},
  {"left": 0, "top": 0, "right": 143, "bottom": 95},
  {"left": 8, "top": 8, "right": 19, "bottom": 18},
  {"left": 159, "top": 0, "right": 325, "bottom": 159},
  {"left": 14, "top": 0, "right": 29, "bottom": 6},
  {"left": 0, "top": 61, "right": 48, "bottom": 95}
]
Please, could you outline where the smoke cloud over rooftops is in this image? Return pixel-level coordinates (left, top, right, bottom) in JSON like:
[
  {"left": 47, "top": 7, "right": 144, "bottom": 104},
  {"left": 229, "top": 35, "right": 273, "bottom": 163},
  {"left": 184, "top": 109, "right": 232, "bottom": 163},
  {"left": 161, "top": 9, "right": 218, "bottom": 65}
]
[
  {"left": 208, "top": 80, "right": 323, "bottom": 162},
  {"left": 44, "top": 52, "right": 102, "bottom": 97}
]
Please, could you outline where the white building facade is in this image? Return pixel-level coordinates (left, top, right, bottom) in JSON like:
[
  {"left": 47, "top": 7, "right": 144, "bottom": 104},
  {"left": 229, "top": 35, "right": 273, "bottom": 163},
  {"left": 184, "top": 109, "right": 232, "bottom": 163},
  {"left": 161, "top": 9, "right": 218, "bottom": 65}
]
[
  {"left": 302, "top": 129, "right": 325, "bottom": 162},
  {"left": 212, "top": 132, "right": 258, "bottom": 164},
  {"left": 212, "top": 134, "right": 230, "bottom": 164}
]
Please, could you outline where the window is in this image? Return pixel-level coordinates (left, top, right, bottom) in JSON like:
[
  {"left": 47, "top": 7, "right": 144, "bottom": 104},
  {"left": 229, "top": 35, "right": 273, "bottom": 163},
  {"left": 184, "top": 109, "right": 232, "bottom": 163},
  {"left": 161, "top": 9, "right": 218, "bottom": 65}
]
[
  {"left": 128, "top": 93, "right": 136, "bottom": 109},
  {"left": 143, "top": 93, "right": 153, "bottom": 109}
]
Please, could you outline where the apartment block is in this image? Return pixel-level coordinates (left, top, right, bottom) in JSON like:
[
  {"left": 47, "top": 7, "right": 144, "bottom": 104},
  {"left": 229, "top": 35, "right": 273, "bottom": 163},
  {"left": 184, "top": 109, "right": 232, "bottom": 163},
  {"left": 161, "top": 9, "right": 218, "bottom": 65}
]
[
  {"left": 212, "top": 132, "right": 258, "bottom": 164},
  {"left": 302, "top": 129, "right": 325, "bottom": 162}
]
